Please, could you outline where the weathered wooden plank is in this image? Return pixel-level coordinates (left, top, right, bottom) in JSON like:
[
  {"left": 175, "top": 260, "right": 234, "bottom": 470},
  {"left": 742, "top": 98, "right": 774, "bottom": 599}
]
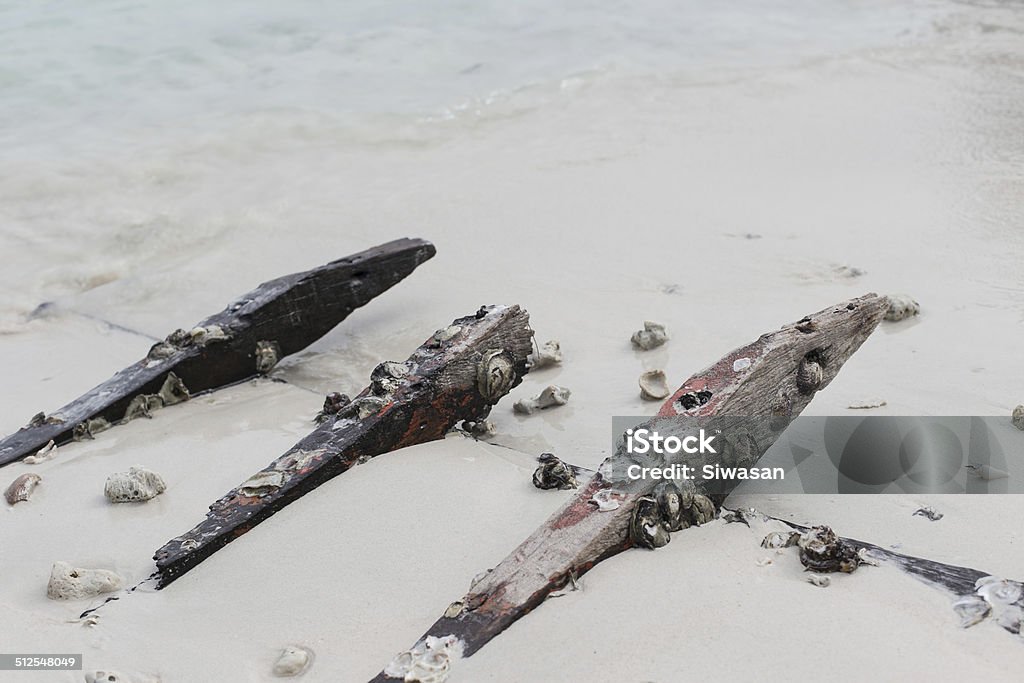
[
  {"left": 770, "top": 518, "right": 1023, "bottom": 636},
  {"left": 153, "top": 304, "right": 534, "bottom": 588},
  {"left": 372, "top": 294, "right": 888, "bottom": 681},
  {"left": 0, "top": 238, "right": 436, "bottom": 468}
]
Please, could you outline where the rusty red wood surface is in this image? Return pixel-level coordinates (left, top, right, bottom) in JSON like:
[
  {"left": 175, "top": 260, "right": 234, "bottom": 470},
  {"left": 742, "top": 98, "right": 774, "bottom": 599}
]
[{"left": 153, "top": 304, "right": 534, "bottom": 588}]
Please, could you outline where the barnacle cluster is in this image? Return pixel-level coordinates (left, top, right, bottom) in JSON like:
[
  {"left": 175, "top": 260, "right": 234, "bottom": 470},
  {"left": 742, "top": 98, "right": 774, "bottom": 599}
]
[
  {"left": 796, "top": 526, "right": 861, "bottom": 573},
  {"left": 532, "top": 453, "right": 578, "bottom": 490},
  {"left": 384, "top": 635, "right": 462, "bottom": 683},
  {"left": 147, "top": 324, "right": 229, "bottom": 361},
  {"left": 629, "top": 480, "right": 715, "bottom": 549},
  {"left": 314, "top": 392, "right": 351, "bottom": 424}
]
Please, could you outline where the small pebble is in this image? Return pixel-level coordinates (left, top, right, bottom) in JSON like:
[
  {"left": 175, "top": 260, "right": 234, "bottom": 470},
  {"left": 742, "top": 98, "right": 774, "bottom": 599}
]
[
  {"left": 884, "top": 294, "right": 920, "bottom": 322},
  {"left": 630, "top": 321, "right": 668, "bottom": 350},
  {"left": 513, "top": 385, "right": 571, "bottom": 415},
  {"left": 913, "top": 506, "right": 943, "bottom": 521},
  {"left": 272, "top": 646, "right": 313, "bottom": 677},
  {"left": 47, "top": 561, "right": 123, "bottom": 601},
  {"left": 1012, "top": 405, "right": 1024, "bottom": 431},
  {"left": 527, "top": 340, "right": 562, "bottom": 370}
]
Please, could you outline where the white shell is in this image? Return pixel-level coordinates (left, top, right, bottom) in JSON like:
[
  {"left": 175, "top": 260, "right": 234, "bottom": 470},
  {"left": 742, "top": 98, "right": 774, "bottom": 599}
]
[
  {"left": 24, "top": 439, "right": 57, "bottom": 464},
  {"left": 104, "top": 466, "right": 166, "bottom": 503},
  {"left": 239, "top": 470, "right": 285, "bottom": 497},
  {"left": 847, "top": 398, "right": 887, "bottom": 410},
  {"left": 732, "top": 357, "right": 751, "bottom": 372},
  {"left": 884, "top": 294, "right": 920, "bottom": 322},
  {"left": 952, "top": 594, "right": 991, "bottom": 628},
  {"left": 190, "top": 325, "right": 228, "bottom": 345},
  {"left": 527, "top": 340, "right": 562, "bottom": 370},
  {"left": 272, "top": 645, "right": 313, "bottom": 677},
  {"left": 630, "top": 321, "right": 668, "bottom": 350},
  {"left": 638, "top": 370, "right": 670, "bottom": 401},
  {"left": 590, "top": 489, "right": 622, "bottom": 511},
  {"left": 807, "top": 574, "right": 831, "bottom": 588},
  {"left": 384, "top": 635, "right": 462, "bottom": 683},
  {"left": 47, "top": 561, "right": 124, "bottom": 600},
  {"left": 512, "top": 385, "right": 571, "bottom": 415}
]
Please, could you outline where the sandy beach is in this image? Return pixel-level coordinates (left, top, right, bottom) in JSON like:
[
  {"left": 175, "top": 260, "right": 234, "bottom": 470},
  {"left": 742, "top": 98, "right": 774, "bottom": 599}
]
[{"left": 2, "top": 0, "right": 1023, "bottom": 680}]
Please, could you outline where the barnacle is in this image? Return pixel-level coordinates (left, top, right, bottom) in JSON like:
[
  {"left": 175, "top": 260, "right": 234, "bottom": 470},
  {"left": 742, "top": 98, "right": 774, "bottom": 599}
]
[
  {"left": 477, "top": 349, "right": 516, "bottom": 402},
  {"left": 532, "top": 453, "right": 577, "bottom": 490}
]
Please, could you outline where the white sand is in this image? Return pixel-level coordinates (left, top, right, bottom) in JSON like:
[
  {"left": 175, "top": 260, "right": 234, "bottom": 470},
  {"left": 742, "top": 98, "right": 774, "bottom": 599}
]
[{"left": 3, "top": 1, "right": 1024, "bottom": 681}]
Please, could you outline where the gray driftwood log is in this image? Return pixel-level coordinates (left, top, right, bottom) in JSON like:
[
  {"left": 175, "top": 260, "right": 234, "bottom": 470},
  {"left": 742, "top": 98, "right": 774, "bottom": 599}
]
[
  {"left": 0, "top": 238, "right": 435, "bottom": 468},
  {"left": 153, "top": 304, "right": 534, "bottom": 588},
  {"left": 771, "top": 518, "right": 1024, "bottom": 636},
  {"left": 372, "top": 293, "right": 888, "bottom": 681}
]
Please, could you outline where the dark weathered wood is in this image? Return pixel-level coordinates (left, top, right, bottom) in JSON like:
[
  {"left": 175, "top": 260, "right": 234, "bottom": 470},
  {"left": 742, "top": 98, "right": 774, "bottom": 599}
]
[
  {"left": 371, "top": 294, "right": 888, "bottom": 681},
  {"left": 153, "top": 304, "right": 534, "bottom": 588},
  {"left": 772, "top": 518, "right": 1023, "bottom": 636},
  {"left": 0, "top": 239, "right": 436, "bottom": 468}
]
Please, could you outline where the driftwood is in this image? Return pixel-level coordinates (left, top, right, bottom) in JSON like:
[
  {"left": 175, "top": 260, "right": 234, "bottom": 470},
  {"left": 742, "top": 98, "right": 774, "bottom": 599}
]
[
  {"left": 771, "top": 518, "right": 1024, "bottom": 636},
  {"left": 372, "top": 293, "right": 888, "bottom": 681},
  {"left": 153, "top": 304, "right": 534, "bottom": 588},
  {"left": 0, "top": 238, "right": 435, "bottom": 468}
]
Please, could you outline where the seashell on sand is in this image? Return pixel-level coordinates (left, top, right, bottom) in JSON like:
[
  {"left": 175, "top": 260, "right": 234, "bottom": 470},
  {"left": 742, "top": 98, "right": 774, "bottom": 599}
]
[
  {"left": 761, "top": 531, "right": 800, "bottom": 549},
  {"left": 638, "top": 370, "right": 670, "bottom": 401},
  {"left": 913, "top": 506, "right": 943, "bottom": 521},
  {"left": 532, "top": 453, "right": 578, "bottom": 490},
  {"left": 272, "top": 645, "right": 313, "bottom": 677},
  {"left": 104, "top": 466, "right": 166, "bottom": 503},
  {"left": 527, "top": 340, "right": 562, "bottom": 370},
  {"left": 797, "top": 526, "right": 861, "bottom": 573},
  {"left": 807, "top": 575, "right": 831, "bottom": 588},
  {"left": 24, "top": 439, "right": 57, "bottom": 464},
  {"left": 847, "top": 398, "right": 887, "bottom": 410},
  {"left": 884, "top": 294, "right": 920, "bottom": 322},
  {"left": 47, "top": 561, "right": 124, "bottom": 600},
  {"left": 384, "top": 635, "right": 463, "bottom": 683},
  {"left": 1012, "top": 405, "right": 1024, "bottom": 431},
  {"left": 952, "top": 594, "right": 992, "bottom": 628},
  {"left": 630, "top": 321, "right": 668, "bottom": 350},
  {"left": 954, "top": 575, "right": 1024, "bottom": 632},
  {"left": 513, "top": 385, "right": 571, "bottom": 415},
  {"left": 462, "top": 418, "right": 496, "bottom": 438},
  {"left": 5, "top": 473, "right": 42, "bottom": 505}
]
